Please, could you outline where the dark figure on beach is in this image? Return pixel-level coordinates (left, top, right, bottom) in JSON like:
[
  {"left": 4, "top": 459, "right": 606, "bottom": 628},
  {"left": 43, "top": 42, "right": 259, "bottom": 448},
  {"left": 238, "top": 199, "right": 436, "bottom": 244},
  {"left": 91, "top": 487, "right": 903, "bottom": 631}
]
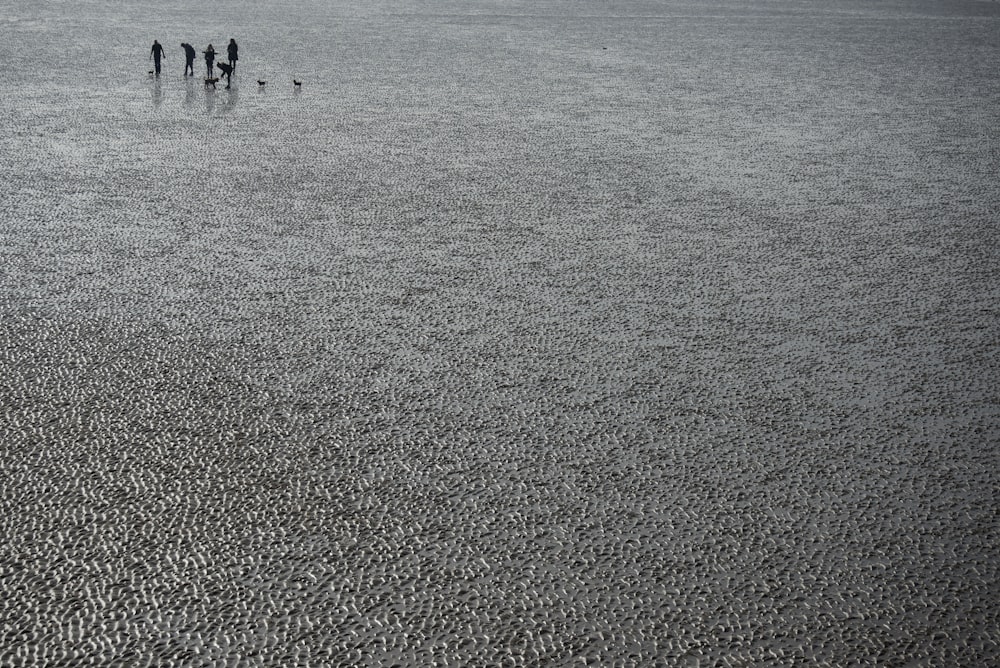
[
  {"left": 204, "top": 44, "right": 216, "bottom": 77},
  {"left": 181, "top": 43, "right": 196, "bottom": 76},
  {"left": 227, "top": 38, "right": 239, "bottom": 71},
  {"left": 217, "top": 61, "right": 233, "bottom": 89},
  {"left": 150, "top": 40, "right": 164, "bottom": 76}
]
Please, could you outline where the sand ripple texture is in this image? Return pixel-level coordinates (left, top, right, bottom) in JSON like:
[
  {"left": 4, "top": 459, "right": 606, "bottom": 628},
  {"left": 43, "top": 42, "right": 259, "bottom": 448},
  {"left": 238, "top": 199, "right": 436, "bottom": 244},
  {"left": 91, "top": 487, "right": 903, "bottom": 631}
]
[{"left": 1, "top": 0, "right": 999, "bottom": 666}]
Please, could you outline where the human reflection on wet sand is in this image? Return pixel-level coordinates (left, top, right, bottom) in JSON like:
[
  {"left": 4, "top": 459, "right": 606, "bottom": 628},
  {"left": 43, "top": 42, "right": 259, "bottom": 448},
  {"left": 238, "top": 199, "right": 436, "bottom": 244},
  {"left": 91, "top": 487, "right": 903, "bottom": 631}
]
[
  {"left": 147, "top": 72, "right": 243, "bottom": 115},
  {"left": 205, "top": 85, "right": 216, "bottom": 115},
  {"left": 151, "top": 78, "right": 163, "bottom": 108},
  {"left": 219, "top": 86, "right": 238, "bottom": 113},
  {"left": 184, "top": 78, "right": 197, "bottom": 107},
  {"left": 203, "top": 83, "right": 239, "bottom": 115}
]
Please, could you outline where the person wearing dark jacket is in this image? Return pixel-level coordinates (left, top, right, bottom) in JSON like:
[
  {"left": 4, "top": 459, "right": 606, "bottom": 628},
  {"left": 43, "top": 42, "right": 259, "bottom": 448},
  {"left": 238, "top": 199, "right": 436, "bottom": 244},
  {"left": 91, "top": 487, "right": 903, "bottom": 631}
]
[
  {"left": 150, "top": 40, "right": 164, "bottom": 76},
  {"left": 227, "top": 38, "right": 239, "bottom": 71},
  {"left": 217, "top": 61, "right": 233, "bottom": 89},
  {"left": 181, "top": 43, "right": 196, "bottom": 76},
  {"left": 204, "top": 44, "right": 216, "bottom": 77}
]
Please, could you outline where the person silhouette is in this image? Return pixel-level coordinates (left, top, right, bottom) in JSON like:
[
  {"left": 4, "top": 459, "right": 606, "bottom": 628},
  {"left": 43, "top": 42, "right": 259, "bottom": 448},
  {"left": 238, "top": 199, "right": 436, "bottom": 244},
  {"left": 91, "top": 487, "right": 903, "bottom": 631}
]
[
  {"left": 150, "top": 40, "right": 165, "bottom": 76},
  {"left": 204, "top": 44, "right": 216, "bottom": 77},
  {"left": 227, "top": 38, "right": 239, "bottom": 71},
  {"left": 217, "top": 61, "right": 233, "bottom": 89},
  {"left": 181, "top": 43, "right": 196, "bottom": 76}
]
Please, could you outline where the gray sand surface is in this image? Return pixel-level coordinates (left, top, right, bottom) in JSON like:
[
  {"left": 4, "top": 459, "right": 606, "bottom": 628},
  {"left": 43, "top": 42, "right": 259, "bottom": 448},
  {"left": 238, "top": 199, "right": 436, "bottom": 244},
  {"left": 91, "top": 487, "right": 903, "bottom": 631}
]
[{"left": 2, "top": 0, "right": 998, "bottom": 665}]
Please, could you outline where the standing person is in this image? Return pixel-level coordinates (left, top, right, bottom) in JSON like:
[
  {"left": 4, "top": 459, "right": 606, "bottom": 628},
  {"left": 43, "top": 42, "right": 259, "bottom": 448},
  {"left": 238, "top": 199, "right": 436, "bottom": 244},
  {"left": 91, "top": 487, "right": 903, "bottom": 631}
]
[
  {"left": 150, "top": 40, "right": 165, "bottom": 76},
  {"left": 181, "top": 43, "right": 196, "bottom": 76},
  {"left": 204, "top": 44, "right": 216, "bottom": 77},
  {"left": 227, "top": 38, "right": 239, "bottom": 72}
]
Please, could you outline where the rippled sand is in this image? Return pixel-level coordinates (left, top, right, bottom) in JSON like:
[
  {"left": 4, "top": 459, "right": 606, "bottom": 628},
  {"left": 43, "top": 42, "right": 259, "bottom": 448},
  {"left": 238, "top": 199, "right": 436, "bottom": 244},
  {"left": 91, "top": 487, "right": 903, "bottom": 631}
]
[{"left": 2, "top": 0, "right": 998, "bottom": 665}]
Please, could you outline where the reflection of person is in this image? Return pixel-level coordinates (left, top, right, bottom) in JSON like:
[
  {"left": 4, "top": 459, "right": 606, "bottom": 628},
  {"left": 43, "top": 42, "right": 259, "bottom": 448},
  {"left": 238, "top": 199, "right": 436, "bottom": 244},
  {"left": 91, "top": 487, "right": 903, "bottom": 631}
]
[
  {"left": 151, "top": 78, "right": 163, "bottom": 108},
  {"left": 227, "top": 39, "right": 239, "bottom": 71},
  {"left": 217, "top": 61, "right": 233, "bottom": 89},
  {"left": 150, "top": 40, "right": 164, "bottom": 76},
  {"left": 181, "top": 43, "right": 196, "bottom": 76},
  {"left": 204, "top": 44, "right": 216, "bottom": 77}
]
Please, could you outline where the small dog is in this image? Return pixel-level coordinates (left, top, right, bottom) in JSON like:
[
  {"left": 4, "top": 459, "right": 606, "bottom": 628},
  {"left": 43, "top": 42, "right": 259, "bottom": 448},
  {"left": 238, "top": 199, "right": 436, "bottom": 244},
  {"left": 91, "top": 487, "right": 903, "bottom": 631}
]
[{"left": 205, "top": 77, "right": 219, "bottom": 87}]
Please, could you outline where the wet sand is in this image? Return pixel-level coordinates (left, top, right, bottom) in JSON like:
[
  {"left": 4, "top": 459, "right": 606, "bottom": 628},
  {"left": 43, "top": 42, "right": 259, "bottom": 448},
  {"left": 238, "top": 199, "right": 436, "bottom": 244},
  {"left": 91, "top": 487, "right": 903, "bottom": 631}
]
[{"left": 1, "top": 0, "right": 998, "bottom": 665}]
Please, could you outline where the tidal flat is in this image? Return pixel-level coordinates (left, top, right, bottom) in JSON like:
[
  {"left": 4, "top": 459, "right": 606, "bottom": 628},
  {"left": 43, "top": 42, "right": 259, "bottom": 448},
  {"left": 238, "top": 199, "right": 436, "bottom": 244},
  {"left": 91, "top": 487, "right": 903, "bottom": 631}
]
[{"left": 1, "top": 0, "right": 998, "bottom": 665}]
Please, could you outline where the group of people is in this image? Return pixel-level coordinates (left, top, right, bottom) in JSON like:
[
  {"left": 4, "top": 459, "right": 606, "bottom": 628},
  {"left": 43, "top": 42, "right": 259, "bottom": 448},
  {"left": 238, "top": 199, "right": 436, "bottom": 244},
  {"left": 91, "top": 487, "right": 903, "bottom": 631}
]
[{"left": 150, "top": 38, "right": 239, "bottom": 85}]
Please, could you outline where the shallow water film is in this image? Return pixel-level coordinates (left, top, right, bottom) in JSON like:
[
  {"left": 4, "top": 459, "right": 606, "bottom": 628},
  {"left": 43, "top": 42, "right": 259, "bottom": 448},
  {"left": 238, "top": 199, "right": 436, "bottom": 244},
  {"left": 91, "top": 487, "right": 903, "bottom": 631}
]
[{"left": 2, "top": 0, "right": 999, "bottom": 665}]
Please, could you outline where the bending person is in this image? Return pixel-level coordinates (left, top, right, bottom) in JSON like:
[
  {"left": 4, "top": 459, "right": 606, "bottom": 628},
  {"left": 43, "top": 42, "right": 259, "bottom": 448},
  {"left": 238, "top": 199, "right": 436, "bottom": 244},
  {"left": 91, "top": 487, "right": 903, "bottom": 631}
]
[
  {"left": 181, "top": 43, "right": 196, "bottom": 76},
  {"left": 217, "top": 61, "right": 233, "bottom": 88}
]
